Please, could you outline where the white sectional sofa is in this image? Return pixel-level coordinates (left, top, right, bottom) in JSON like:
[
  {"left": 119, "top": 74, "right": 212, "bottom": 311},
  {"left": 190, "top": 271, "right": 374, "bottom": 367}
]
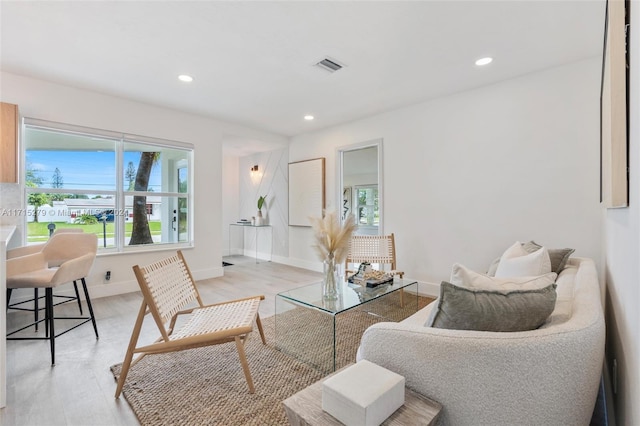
[{"left": 357, "top": 257, "right": 605, "bottom": 425}]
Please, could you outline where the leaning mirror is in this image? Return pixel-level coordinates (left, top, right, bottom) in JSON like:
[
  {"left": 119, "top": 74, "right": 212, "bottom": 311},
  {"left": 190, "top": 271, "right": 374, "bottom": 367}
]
[{"left": 337, "top": 139, "right": 383, "bottom": 236}]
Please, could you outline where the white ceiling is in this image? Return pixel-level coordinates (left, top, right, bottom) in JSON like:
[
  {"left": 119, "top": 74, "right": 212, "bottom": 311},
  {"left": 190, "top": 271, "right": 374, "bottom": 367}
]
[{"left": 1, "top": 1, "right": 605, "bottom": 145}]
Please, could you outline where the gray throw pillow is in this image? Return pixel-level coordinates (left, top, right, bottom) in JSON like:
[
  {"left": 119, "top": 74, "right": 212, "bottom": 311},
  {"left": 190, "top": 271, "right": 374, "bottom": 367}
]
[
  {"left": 426, "top": 281, "right": 557, "bottom": 332},
  {"left": 522, "top": 241, "right": 575, "bottom": 273}
]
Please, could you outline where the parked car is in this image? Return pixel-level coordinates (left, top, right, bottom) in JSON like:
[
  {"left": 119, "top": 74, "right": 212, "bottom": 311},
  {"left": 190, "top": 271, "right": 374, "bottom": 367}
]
[{"left": 94, "top": 210, "right": 115, "bottom": 222}]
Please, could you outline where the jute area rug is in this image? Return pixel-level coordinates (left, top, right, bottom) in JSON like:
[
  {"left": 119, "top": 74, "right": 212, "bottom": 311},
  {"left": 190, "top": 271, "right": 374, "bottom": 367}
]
[{"left": 111, "top": 292, "right": 433, "bottom": 426}]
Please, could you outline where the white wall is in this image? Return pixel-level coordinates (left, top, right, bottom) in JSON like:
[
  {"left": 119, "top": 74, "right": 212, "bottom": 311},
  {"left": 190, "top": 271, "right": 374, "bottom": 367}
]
[
  {"left": 222, "top": 155, "right": 240, "bottom": 256},
  {"left": 602, "top": 1, "right": 640, "bottom": 423},
  {"left": 289, "top": 58, "right": 602, "bottom": 286},
  {"left": 0, "top": 71, "right": 287, "bottom": 298},
  {"left": 237, "top": 148, "right": 289, "bottom": 260}
]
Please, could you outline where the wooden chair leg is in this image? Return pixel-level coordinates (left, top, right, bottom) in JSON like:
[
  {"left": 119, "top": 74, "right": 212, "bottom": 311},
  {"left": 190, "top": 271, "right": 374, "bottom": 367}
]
[
  {"left": 255, "top": 314, "right": 266, "bottom": 345},
  {"left": 115, "top": 301, "right": 148, "bottom": 398},
  {"left": 235, "top": 336, "right": 255, "bottom": 394}
]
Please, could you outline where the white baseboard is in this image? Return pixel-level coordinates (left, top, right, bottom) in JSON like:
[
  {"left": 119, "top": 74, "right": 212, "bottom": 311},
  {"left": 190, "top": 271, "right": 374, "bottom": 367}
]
[
  {"left": 8, "top": 260, "right": 439, "bottom": 304},
  {"left": 89, "top": 266, "right": 222, "bottom": 299},
  {"left": 271, "top": 256, "right": 323, "bottom": 272},
  {"left": 8, "top": 266, "right": 225, "bottom": 305},
  {"left": 417, "top": 281, "right": 440, "bottom": 298},
  {"left": 192, "top": 266, "right": 223, "bottom": 281},
  {"left": 601, "top": 358, "right": 617, "bottom": 426},
  {"left": 8, "top": 280, "right": 141, "bottom": 305}
]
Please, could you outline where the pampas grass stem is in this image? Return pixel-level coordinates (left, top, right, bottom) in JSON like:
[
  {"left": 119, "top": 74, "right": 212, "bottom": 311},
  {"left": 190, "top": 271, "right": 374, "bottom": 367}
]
[{"left": 310, "top": 211, "right": 357, "bottom": 264}]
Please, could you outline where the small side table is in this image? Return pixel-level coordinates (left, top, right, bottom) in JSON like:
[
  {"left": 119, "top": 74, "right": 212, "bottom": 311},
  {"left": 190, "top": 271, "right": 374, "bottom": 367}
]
[
  {"left": 282, "top": 364, "right": 442, "bottom": 425},
  {"left": 228, "top": 223, "right": 272, "bottom": 263}
]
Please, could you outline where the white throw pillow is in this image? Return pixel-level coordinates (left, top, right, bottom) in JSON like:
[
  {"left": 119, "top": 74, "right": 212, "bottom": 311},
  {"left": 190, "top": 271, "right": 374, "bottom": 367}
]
[
  {"left": 494, "top": 241, "right": 552, "bottom": 277},
  {"left": 450, "top": 263, "right": 557, "bottom": 292},
  {"left": 498, "top": 240, "right": 528, "bottom": 260}
]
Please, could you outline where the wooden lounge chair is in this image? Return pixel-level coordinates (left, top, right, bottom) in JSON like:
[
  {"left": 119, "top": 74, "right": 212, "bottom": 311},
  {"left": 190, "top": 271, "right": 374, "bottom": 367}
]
[{"left": 114, "top": 250, "right": 266, "bottom": 398}]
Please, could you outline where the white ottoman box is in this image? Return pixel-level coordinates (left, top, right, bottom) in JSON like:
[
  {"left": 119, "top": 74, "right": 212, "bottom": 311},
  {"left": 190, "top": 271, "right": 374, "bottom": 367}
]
[{"left": 322, "top": 360, "right": 405, "bottom": 426}]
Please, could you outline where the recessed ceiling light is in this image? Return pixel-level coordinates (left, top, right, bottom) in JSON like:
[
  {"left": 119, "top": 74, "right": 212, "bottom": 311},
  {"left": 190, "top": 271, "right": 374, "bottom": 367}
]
[
  {"left": 178, "top": 74, "right": 193, "bottom": 82},
  {"left": 475, "top": 57, "right": 493, "bottom": 66},
  {"left": 304, "top": 115, "right": 315, "bottom": 121}
]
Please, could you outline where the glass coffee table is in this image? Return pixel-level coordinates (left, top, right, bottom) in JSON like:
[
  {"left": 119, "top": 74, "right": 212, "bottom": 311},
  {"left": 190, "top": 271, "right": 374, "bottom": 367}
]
[{"left": 274, "top": 278, "right": 419, "bottom": 373}]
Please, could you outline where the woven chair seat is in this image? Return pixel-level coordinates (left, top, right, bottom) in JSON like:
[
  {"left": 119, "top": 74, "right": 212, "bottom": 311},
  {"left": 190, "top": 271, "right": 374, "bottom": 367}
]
[{"left": 171, "top": 298, "right": 261, "bottom": 340}]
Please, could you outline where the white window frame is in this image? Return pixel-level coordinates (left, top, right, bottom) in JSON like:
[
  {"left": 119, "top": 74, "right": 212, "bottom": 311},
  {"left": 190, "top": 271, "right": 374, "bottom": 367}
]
[{"left": 21, "top": 118, "right": 194, "bottom": 254}]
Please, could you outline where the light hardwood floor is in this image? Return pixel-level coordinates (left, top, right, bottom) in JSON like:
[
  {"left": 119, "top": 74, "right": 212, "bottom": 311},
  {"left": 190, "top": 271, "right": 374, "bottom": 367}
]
[{"left": 0, "top": 256, "right": 321, "bottom": 426}]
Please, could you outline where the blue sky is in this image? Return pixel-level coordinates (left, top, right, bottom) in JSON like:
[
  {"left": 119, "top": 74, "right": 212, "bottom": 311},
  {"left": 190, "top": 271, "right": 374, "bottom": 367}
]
[{"left": 26, "top": 151, "right": 162, "bottom": 192}]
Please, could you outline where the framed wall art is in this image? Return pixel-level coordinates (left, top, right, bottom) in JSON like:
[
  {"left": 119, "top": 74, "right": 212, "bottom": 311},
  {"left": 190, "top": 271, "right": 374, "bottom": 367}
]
[
  {"left": 342, "top": 187, "right": 352, "bottom": 220},
  {"left": 600, "top": 0, "right": 629, "bottom": 208},
  {"left": 288, "top": 158, "right": 325, "bottom": 226}
]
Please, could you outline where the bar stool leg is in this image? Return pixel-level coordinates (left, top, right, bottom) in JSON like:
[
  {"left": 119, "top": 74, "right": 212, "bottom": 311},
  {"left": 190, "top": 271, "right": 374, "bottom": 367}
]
[
  {"left": 34, "top": 288, "right": 39, "bottom": 332},
  {"left": 81, "top": 278, "right": 99, "bottom": 339},
  {"left": 72, "top": 280, "right": 83, "bottom": 315},
  {"left": 45, "top": 288, "right": 55, "bottom": 365}
]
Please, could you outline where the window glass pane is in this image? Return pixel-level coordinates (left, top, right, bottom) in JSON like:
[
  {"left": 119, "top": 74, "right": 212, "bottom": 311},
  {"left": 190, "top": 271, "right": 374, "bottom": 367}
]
[
  {"left": 23, "top": 121, "right": 193, "bottom": 252},
  {"left": 357, "top": 206, "right": 370, "bottom": 225},
  {"left": 123, "top": 142, "right": 190, "bottom": 193},
  {"left": 355, "top": 186, "right": 379, "bottom": 227},
  {"left": 26, "top": 192, "right": 115, "bottom": 247},
  {"left": 126, "top": 195, "right": 188, "bottom": 246},
  {"left": 24, "top": 127, "right": 116, "bottom": 191},
  {"left": 178, "top": 165, "right": 188, "bottom": 194}
]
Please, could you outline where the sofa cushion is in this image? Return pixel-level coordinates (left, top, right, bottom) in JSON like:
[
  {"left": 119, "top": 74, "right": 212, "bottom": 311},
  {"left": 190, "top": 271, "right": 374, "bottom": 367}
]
[
  {"left": 488, "top": 241, "right": 575, "bottom": 276},
  {"left": 426, "top": 281, "right": 557, "bottom": 332},
  {"left": 450, "top": 263, "right": 557, "bottom": 291},
  {"left": 495, "top": 241, "right": 551, "bottom": 277},
  {"left": 522, "top": 241, "right": 575, "bottom": 273}
]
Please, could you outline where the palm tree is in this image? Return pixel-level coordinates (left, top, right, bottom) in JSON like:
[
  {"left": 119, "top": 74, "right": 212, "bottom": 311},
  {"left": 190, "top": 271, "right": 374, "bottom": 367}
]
[
  {"left": 129, "top": 152, "right": 159, "bottom": 245},
  {"left": 27, "top": 192, "right": 49, "bottom": 223}
]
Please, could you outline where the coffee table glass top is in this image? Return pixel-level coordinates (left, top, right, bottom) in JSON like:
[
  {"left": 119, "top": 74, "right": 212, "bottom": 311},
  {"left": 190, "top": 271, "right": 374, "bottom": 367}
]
[{"left": 276, "top": 278, "right": 418, "bottom": 314}]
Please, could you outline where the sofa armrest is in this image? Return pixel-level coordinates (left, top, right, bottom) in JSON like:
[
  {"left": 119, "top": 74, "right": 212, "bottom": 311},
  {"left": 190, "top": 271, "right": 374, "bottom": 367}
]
[{"left": 357, "top": 318, "right": 604, "bottom": 426}]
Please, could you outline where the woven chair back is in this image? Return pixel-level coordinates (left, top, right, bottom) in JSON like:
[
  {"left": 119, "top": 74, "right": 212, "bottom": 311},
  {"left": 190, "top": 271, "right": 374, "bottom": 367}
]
[
  {"left": 136, "top": 252, "right": 200, "bottom": 326},
  {"left": 346, "top": 234, "right": 397, "bottom": 269}
]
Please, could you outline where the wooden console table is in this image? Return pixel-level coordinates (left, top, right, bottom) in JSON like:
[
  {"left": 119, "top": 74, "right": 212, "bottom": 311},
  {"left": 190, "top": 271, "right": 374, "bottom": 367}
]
[{"left": 282, "top": 364, "right": 442, "bottom": 425}]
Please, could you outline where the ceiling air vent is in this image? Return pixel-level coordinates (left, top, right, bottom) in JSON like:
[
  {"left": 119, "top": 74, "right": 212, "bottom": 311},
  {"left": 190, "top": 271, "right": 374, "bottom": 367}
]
[{"left": 315, "top": 57, "right": 344, "bottom": 73}]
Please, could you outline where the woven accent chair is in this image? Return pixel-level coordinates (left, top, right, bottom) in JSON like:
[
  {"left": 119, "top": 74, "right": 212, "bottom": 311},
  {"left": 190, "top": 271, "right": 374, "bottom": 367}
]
[
  {"left": 114, "top": 250, "right": 266, "bottom": 398},
  {"left": 344, "top": 233, "right": 404, "bottom": 279},
  {"left": 6, "top": 232, "right": 99, "bottom": 365},
  {"left": 345, "top": 233, "right": 406, "bottom": 305},
  {"left": 7, "top": 229, "right": 87, "bottom": 330}
]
